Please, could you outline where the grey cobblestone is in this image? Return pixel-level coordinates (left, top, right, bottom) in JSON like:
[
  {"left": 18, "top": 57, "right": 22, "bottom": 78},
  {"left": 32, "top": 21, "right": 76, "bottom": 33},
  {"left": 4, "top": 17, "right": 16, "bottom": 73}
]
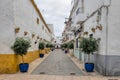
[{"left": 31, "top": 49, "right": 83, "bottom": 76}]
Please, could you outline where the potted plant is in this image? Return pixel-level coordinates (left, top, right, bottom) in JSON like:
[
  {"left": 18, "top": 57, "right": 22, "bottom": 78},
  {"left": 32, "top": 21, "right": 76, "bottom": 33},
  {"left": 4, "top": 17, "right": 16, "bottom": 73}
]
[
  {"left": 84, "top": 31, "right": 88, "bottom": 35},
  {"left": 61, "top": 44, "right": 65, "bottom": 51},
  {"left": 15, "top": 27, "right": 20, "bottom": 34},
  {"left": 12, "top": 37, "right": 31, "bottom": 72},
  {"left": 80, "top": 36, "right": 98, "bottom": 72},
  {"left": 49, "top": 44, "right": 54, "bottom": 51},
  {"left": 91, "top": 28, "right": 96, "bottom": 33},
  {"left": 32, "top": 33, "right": 35, "bottom": 38},
  {"left": 46, "top": 43, "right": 50, "bottom": 48},
  {"left": 37, "top": 36, "right": 39, "bottom": 39},
  {"left": 68, "top": 42, "right": 74, "bottom": 49},
  {"left": 68, "top": 42, "right": 74, "bottom": 54},
  {"left": 45, "top": 43, "right": 50, "bottom": 53},
  {"left": 39, "top": 42, "right": 45, "bottom": 58},
  {"left": 96, "top": 24, "right": 102, "bottom": 31},
  {"left": 64, "top": 43, "right": 68, "bottom": 53},
  {"left": 24, "top": 31, "right": 28, "bottom": 36}
]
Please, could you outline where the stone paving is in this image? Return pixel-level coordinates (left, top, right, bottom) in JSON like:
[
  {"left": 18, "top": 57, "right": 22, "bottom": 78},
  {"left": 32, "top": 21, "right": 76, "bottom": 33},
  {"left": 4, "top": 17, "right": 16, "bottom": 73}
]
[
  {"left": 0, "top": 49, "right": 120, "bottom": 80},
  {"left": 31, "top": 50, "right": 83, "bottom": 76}
]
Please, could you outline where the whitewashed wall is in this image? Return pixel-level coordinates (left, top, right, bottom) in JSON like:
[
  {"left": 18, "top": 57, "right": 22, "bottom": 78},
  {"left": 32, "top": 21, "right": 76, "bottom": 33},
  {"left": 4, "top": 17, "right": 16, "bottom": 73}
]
[
  {"left": 0, "top": 0, "right": 52, "bottom": 54},
  {"left": 0, "top": 0, "right": 15, "bottom": 53},
  {"left": 82, "top": 0, "right": 120, "bottom": 75},
  {"left": 83, "top": 0, "right": 120, "bottom": 56},
  {"left": 107, "top": 0, "right": 120, "bottom": 55},
  {"left": 14, "top": 0, "right": 51, "bottom": 51},
  {"left": 69, "top": 0, "right": 120, "bottom": 75}
]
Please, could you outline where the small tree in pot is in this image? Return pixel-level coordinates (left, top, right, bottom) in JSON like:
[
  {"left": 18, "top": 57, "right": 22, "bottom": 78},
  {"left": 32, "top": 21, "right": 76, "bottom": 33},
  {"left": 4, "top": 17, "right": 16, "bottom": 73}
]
[
  {"left": 68, "top": 42, "right": 74, "bottom": 50},
  {"left": 68, "top": 42, "right": 74, "bottom": 55},
  {"left": 12, "top": 37, "right": 31, "bottom": 72},
  {"left": 45, "top": 43, "right": 50, "bottom": 53},
  {"left": 49, "top": 44, "right": 54, "bottom": 51},
  {"left": 46, "top": 43, "right": 50, "bottom": 48},
  {"left": 63, "top": 43, "right": 68, "bottom": 53},
  {"left": 39, "top": 42, "right": 45, "bottom": 58},
  {"left": 80, "top": 37, "right": 99, "bottom": 72},
  {"left": 61, "top": 44, "right": 65, "bottom": 51}
]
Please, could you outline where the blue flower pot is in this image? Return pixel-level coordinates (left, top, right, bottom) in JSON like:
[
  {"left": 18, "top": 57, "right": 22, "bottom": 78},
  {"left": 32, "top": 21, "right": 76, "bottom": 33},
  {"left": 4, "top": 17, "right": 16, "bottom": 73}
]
[
  {"left": 51, "top": 48, "right": 54, "bottom": 51},
  {"left": 85, "top": 63, "right": 94, "bottom": 72},
  {"left": 19, "top": 63, "right": 29, "bottom": 72},
  {"left": 65, "top": 50, "right": 68, "bottom": 53},
  {"left": 39, "top": 53, "right": 44, "bottom": 58}
]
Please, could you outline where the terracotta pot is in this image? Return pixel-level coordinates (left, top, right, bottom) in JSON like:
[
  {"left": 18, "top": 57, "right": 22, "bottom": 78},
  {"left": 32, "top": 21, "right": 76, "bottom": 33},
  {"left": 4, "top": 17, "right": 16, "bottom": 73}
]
[
  {"left": 15, "top": 27, "right": 20, "bottom": 34},
  {"left": 84, "top": 31, "right": 88, "bottom": 35},
  {"left": 91, "top": 28, "right": 95, "bottom": 33},
  {"left": 24, "top": 31, "right": 28, "bottom": 36}
]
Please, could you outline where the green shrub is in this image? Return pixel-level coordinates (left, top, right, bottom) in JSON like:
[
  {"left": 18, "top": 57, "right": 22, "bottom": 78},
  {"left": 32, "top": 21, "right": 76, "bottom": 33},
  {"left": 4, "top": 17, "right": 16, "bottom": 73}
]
[
  {"left": 46, "top": 43, "right": 54, "bottom": 48},
  {"left": 68, "top": 42, "right": 74, "bottom": 49},
  {"left": 46, "top": 43, "right": 50, "bottom": 48},
  {"left": 80, "top": 37, "right": 98, "bottom": 54},
  {"left": 49, "top": 44, "right": 54, "bottom": 48},
  {"left": 12, "top": 37, "right": 31, "bottom": 56},
  {"left": 39, "top": 42, "right": 45, "bottom": 50},
  {"left": 61, "top": 43, "right": 68, "bottom": 49},
  {"left": 12, "top": 37, "right": 31, "bottom": 63}
]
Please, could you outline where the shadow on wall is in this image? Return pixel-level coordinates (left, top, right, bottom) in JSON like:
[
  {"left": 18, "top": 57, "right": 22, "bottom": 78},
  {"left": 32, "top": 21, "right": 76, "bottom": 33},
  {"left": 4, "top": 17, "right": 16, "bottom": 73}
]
[{"left": 94, "top": 54, "right": 120, "bottom": 76}]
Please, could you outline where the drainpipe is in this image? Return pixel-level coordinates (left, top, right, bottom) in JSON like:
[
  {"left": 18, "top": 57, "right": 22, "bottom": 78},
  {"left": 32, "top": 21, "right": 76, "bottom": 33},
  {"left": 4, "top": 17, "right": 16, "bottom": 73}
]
[
  {"left": 104, "top": 0, "right": 111, "bottom": 75},
  {"left": 105, "top": 6, "right": 109, "bottom": 76}
]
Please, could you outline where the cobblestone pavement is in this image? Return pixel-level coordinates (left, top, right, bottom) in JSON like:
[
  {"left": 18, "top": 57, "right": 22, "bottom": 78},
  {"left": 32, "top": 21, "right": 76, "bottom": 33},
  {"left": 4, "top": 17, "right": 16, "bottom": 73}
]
[
  {"left": 0, "top": 49, "right": 120, "bottom": 80},
  {"left": 31, "top": 49, "right": 83, "bottom": 76}
]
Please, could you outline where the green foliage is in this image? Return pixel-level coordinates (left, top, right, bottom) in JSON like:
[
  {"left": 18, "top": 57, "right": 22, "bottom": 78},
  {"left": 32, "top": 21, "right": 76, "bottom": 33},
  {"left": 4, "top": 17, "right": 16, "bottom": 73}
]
[
  {"left": 39, "top": 42, "right": 45, "bottom": 50},
  {"left": 50, "top": 44, "right": 54, "bottom": 48},
  {"left": 60, "top": 44, "right": 64, "bottom": 49},
  {"left": 46, "top": 43, "right": 50, "bottom": 48},
  {"left": 61, "top": 43, "right": 68, "bottom": 49},
  {"left": 80, "top": 37, "right": 99, "bottom": 54},
  {"left": 68, "top": 42, "right": 74, "bottom": 49},
  {"left": 46, "top": 43, "right": 54, "bottom": 48},
  {"left": 12, "top": 37, "right": 31, "bottom": 56}
]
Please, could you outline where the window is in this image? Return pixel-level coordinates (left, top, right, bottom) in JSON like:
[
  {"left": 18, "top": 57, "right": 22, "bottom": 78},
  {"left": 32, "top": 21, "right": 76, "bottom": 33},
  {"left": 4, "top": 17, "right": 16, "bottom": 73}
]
[
  {"left": 37, "top": 18, "right": 39, "bottom": 24},
  {"left": 76, "top": 8, "right": 80, "bottom": 15}
]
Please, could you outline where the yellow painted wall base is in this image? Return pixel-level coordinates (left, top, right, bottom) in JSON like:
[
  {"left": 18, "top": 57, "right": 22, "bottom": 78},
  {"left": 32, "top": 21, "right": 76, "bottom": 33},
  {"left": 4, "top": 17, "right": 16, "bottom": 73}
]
[
  {"left": 40, "top": 48, "right": 50, "bottom": 54},
  {"left": 0, "top": 50, "right": 39, "bottom": 74},
  {"left": 0, "top": 54, "right": 18, "bottom": 74},
  {"left": 44, "top": 48, "right": 50, "bottom": 54}
]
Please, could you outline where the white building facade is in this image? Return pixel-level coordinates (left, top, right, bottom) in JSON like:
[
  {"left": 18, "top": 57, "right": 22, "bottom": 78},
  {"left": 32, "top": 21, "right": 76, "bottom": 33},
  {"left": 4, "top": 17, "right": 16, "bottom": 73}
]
[
  {"left": 0, "top": 0, "right": 52, "bottom": 54},
  {"left": 0, "top": 0, "right": 54, "bottom": 73},
  {"left": 65, "top": 0, "right": 120, "bottom": 76},
  {"left": 47, "top": 24, "right": 55, "bottom": 44}
]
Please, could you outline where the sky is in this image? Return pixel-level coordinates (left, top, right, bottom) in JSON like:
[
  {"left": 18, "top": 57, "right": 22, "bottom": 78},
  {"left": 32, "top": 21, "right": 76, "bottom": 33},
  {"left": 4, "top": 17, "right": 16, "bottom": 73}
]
[{"left": 35, "top": 0, "right": 71, "bottom": 37}]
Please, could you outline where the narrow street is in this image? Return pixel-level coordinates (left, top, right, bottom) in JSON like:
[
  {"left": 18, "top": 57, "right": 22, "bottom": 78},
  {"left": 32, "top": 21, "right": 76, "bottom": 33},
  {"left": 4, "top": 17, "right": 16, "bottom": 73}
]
[
  {"left": 0, "top": 50, "right": 119, "bottom": 80},
  {"left": 31, "top": 49, "right": 83, "bottom": 76},
  {"left": 0, "top": 0, "right": 120, "bottom": 79}
]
